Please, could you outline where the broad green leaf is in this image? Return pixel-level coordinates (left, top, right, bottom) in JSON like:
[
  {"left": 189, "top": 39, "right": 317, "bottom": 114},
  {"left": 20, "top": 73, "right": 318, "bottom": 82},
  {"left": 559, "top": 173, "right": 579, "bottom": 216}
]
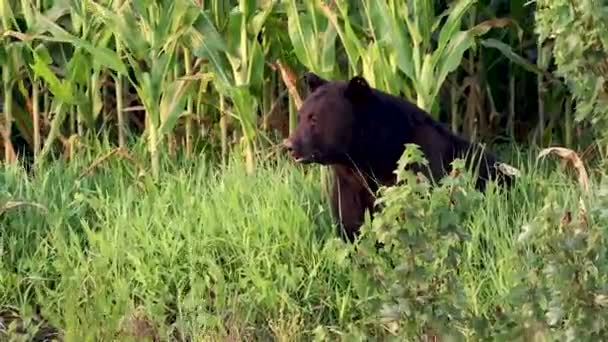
[
  {"left": 247, "top": 39, "right": 265, "bottom": 92},
  {"left": 158, "top": 79, "right": 195, "bottom": 135},
  {"left": 384, "top": 0, "right": 414, "bottom": 79},
  {"left": 125, "top": 52, "right": 157, "bottom": 123},
  {"left": 286, "top": 0, "right": 314, "bottom": 70},
  {"left": 412, "top": 38, "right": 422, "bottom": 79},
  {"left": 413, "top": 0, "right": 435, "bottom": 51},
  {"left": 140, "top": 72, "right": 159, "bottom": 125},
  {"left": 192, "top": 10, "right": 228, "bottom": 53},
  {"left": 320, "top": 24, "right": 338, "bottom": 76},
  {"left": 305, "top": 0, "right": 324, "bottom": 53},
  {"left": 0, "top": 46, "right": 6, "bottom": 65},
  {"left": 364, "top": 0, "right": 391, "bottom": 46},
  {"left": 66, "top": 48, "right": 91, "bottom": 85},
  {"left": 33, "top": 43, "right": 53, "bottom": 65},
  {"left": 30, "top": 50, "right": 77, "bottom": 104},
  {"left": 436, "top": 0, "right": 476, "bottom": 54},
  {"left": 229, "top": 86, "right": 258, "bottom": 140},
  {"left": 38, "top": 102, "right": 68, "bottom": 161},
  {"left": 32, "top": 9, "right": 75, "bottom": 42},
  {"left": 79, "top": 44, "right": 127, "bottom": 76},
  {"left": 169, "top": 5, "right": 201, "bottom": 47},
  {"left": 69, "top": 0, "right": 84, "bottom": 33},
  {"left": 431, "top": 5, "right": 455, "bottom": 34},
  {"left": 249, "top": 2, "right": 274, "bottom": 37},
  {"left": 19, "top": 0, "right": 34, "bottom": 28},
  {"left": 149, "top": 53, "right": 173, "bottom": 110},
  {"left": 90, "top": 71, "right": 103, "bottom": 120},
  {"left": 155, "top": 1, "right": 177, "bottom": 50},
  {"left": 191, "top": 11, "right": 232, "bottom": 87},
  {"left": 86, "top": 0, "right": 148, "bottom": 59},
  {"left": 419, "top": 53, "right": 435, "bottom": 111},
  {"left": 0, "top": 0, "right": 18, "bottom": 30},
  {"left": 435, "top": 31, "right": 476, "bottom": 100},
  {"left": 224, "top": 11, "right": 247, "bottom": 61},
  {"left": 403, "top": 4, "right": 422, "bottom": 47},
  {"left": 43, "top": 1, "right": 71, "bottom": 24},
  {"left": 32, "top": 4, "right": 127, "bottom": 75},
  {"left": 131, "top": 0, "right": 151, "bottom": 26},
  {"left": 480, "top": 38, "right": 546, "bottom": 76},
  {"left": 330, "top": 0, "right": 364, "bottom": 75},
  {"left": 361, "top": 42, "right": 377, "bottom": 87}
]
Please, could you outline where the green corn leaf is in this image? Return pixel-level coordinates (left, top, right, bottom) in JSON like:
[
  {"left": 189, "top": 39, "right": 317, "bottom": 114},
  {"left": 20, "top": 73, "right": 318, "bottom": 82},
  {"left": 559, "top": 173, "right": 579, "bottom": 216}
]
[
  {"left": 32, "top": 9, "right": 75, "bottom": 42},
  {"left": 0, "top": 46, "right": 6, "bottom": 66},
  {"left": 419, "top": 53, "right": 436, "bottom": 110},
  {"left": 434, "top": 30, "right": 475, "bottom": 101},
  {"left": 148, "top": 52, "right": 173, "bottom": 113},
  {"left": 413, "top": 0, "right": 435, "bottom": 51},
  {"left": 229, "top": 86, "right": 258, "bottom": 140},
  {"left": 33, "top": 8, "right": 128, "bottom": 75},
  {"left": 481, "top": 38, "right": 546, "bottom": 76},
  {"left": 329, "top": 0, "right": 364, "bottom": 75},
  {"left": 286, "top": 0, "right": 314, "bottom": 71},
  {"left": 157, "top": 1, "right": 177, "bottom": 43},
  {"left": 38, "top": 102, "right": 68, "bottom": 162},
  {"left": 140, "top": 72, "right": 159, "bottom": 125},
  {"left": 383, "top": 0, "right": 414, "bottom": 79},
  {"left": 19, "top": 0, "right": 34, "bottom": 28},
  {"left": 158, "top": 78, "right": 195, "bottom": 136},
  {"left": 361, "top": 41, "right": 378, "bottom": 87},
  {"left": 436, "top": 0, "right": 476, "bottom": 55},
  {"left": 364, "top": 0, "right": 391, "bottom": 46},
  {"left": 191, "top": 11, "right": 232, "bottom": 87},
  {"left": 125, "top": 52, "right": 157, "bottom": 124},
  {"left": 247, "top": 39, "right": 265, "bottom": 92},
  {"left": 90, "top": 71, "right": 103, "bottom": 121},
  {"left": 80, "top": 42, "right": 127, "bottom": 75},
  {"left": 65, "top": 47, "right": 91, "bottom": 85},
  {"left": 0, "top": 0, "right": 17, "bottom": 30},
  {"left": 30, "top": 49, "right": 77, "bottom": 105},
  {"left": 33, "top": 43, "right": 53, "bottom": 65},
  {"left": 250, "top": 2, "right": 274, "bottom": 37},
  {"left": 320, "top": 25, "right": 338, "bottom": 76},
  {"left": 86, "top": 0, "right": 148, "bottom": 59}
]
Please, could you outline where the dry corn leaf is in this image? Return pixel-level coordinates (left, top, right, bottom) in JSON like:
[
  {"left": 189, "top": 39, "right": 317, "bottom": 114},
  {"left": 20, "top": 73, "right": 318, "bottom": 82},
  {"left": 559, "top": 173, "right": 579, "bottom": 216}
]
[{"left": 538, "top": 147, "right": 589, "bottom": 193}]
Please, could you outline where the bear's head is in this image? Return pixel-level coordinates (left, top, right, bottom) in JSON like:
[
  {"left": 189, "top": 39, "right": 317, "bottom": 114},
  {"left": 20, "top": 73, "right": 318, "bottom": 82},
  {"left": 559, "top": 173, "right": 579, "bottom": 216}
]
[{"left": 283, "top": 72, "right": 372, "bottom": 165}]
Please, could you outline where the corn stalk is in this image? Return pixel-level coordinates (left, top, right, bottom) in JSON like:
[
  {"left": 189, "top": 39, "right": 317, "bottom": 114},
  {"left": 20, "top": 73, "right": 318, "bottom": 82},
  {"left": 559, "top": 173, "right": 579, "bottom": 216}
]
[
  {"left": 323, "top": 0, "right": 508, "bottom": 118},
  {"left": 87, "top": 0, "right": 200, "bottom": 180},
  {"left": 192, "top": 1, "right": 272, "bottom": 174}
]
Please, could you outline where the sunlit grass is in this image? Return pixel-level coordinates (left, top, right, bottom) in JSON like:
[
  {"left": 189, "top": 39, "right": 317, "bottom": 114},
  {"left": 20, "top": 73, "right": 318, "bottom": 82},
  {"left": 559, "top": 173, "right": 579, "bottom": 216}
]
[{"left": 0, "top": 141, "right": 601, "bottom": 340}]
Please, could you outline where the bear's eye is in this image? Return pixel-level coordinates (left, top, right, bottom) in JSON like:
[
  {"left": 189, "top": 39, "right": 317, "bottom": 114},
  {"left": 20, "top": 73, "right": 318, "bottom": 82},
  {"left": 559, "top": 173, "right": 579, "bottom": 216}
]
[{"left": 308, "top": 113, "right": 316, "bottom": 124}]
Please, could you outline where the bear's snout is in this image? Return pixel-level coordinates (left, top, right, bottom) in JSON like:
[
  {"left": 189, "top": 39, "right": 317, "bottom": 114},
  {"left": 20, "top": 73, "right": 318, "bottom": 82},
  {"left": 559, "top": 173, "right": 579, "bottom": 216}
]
[
  {"left": 282, "top": 138, "right": 300, "bottom": 160},
  {"left": 282, "top": 138, "right": 293, "bottom": 151},
  {"left": 283, "top": 136, "right": 310, "bottom": 162}
]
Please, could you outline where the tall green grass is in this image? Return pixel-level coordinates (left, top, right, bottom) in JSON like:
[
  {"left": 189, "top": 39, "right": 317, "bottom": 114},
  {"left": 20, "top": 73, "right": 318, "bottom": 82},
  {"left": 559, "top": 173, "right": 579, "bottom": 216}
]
[{"left": 0, "top": 141, "right": 603, "bottom": 340}]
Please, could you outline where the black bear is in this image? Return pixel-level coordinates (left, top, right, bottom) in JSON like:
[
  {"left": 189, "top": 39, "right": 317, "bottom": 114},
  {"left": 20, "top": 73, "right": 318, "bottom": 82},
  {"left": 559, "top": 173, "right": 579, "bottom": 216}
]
[{"left": 283, "top": 72, "right": 513, "bottom": 242}]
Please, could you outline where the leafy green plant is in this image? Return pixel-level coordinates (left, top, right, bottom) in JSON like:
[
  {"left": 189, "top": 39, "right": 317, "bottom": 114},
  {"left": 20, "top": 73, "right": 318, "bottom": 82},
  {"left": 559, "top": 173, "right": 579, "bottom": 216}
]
[
  {"left": 535, "top": 0, "right": 608, "bottom": 145},
  {"left": 334, "top": 143, "right": 608, "bottom": 340},
  {"left": 190, "top": 1, "right": 274, "bottom": 173},
  {"left": 349, "top": 144, "right": 486, "bottom": 339},
  {"left": 87, "top": 0, "right": 201, "bottom": 180},
  {"left": 321, "top": 0, "right": 512, "bottom": 116},
  {"left": 503, "top": 181, "right": 608, "bottom": 340}
]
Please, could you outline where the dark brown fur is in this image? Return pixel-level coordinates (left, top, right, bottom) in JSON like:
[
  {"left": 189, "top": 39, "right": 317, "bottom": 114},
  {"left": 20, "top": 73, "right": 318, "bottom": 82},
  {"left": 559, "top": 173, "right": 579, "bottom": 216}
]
[{"left": 283, "top": 72, "right": 512, "bottom": 242}]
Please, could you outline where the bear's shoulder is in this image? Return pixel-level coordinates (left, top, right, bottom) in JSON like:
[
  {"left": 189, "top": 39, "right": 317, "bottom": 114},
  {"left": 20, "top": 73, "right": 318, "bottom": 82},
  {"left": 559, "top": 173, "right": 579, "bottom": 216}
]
[{"left": 364, "top": 86, "right": 467, "bottom": 147}]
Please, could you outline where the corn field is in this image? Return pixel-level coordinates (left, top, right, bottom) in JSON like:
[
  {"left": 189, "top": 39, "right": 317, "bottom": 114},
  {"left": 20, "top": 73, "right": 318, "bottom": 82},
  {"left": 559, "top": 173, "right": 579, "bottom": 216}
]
[
  {"left": 1, "top": 0, "right": 594, "bottom": 177},
  {"left": 3, "top": 1, "right": 608, "bottom": 340}
]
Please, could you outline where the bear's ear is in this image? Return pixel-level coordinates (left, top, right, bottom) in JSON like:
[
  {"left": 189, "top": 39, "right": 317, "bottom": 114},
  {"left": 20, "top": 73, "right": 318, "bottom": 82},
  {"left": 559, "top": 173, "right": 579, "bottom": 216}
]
[
  {"left": 304, "top": 72, "right": 328, "bottom": 92},
  {"left": 345, "top": 75, "right": 371, "bottom": 101}
]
